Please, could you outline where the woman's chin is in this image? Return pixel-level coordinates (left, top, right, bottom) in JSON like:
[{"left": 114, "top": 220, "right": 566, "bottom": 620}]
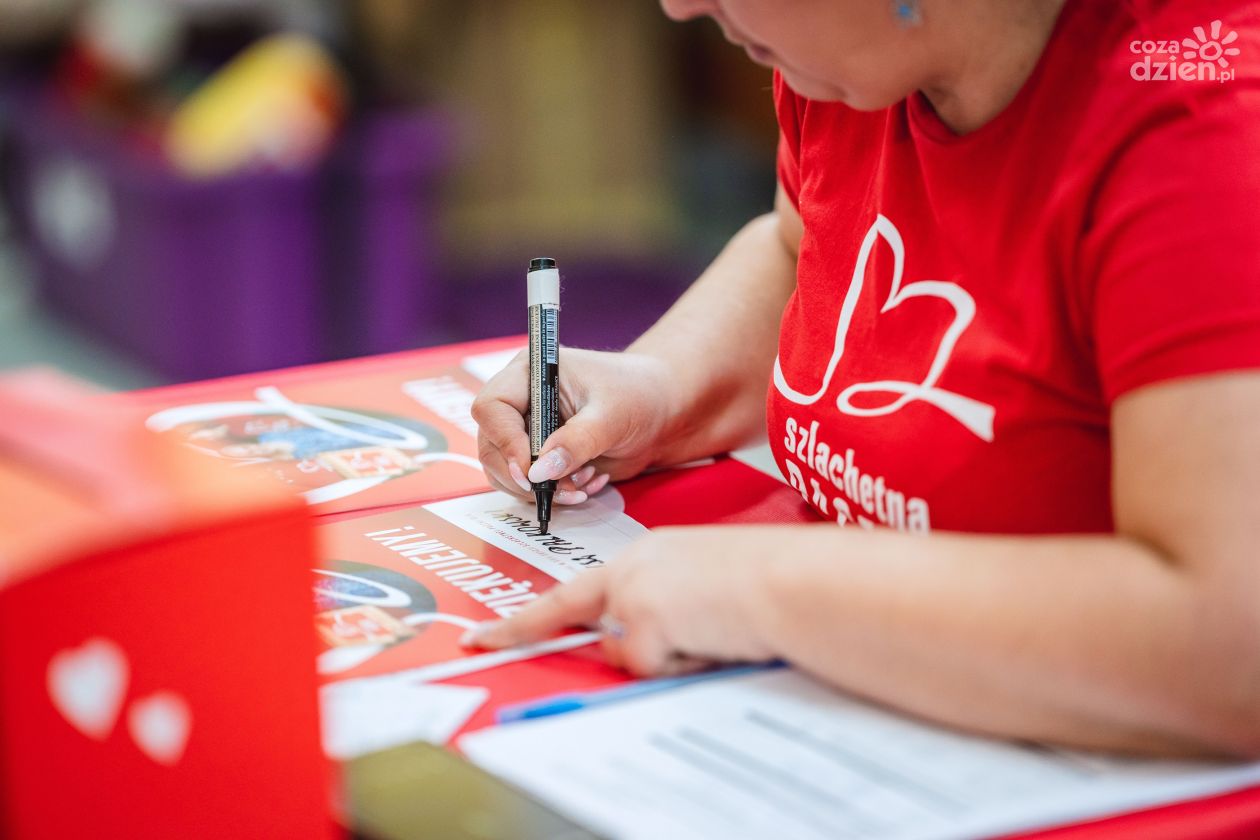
[
  {"left": 778, "top": 69, "right": 847, "bottom": 103},
  {"left": 780, "top": 69, "right": 903, "bottom": 111}
]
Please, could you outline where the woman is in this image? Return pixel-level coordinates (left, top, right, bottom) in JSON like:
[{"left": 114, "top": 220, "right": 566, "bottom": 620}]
[{"left": 467, "top": 0, "right": 1260, "bottom": 758}]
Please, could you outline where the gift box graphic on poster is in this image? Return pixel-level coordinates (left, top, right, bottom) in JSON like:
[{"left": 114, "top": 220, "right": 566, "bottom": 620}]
[{"left": 128, "top": 343, "right": 518, "bottom": 514}]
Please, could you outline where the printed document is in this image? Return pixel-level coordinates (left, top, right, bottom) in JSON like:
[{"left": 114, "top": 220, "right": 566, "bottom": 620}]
[{"left": 461, "top": 669, "right": 1260, "bottom": 840}]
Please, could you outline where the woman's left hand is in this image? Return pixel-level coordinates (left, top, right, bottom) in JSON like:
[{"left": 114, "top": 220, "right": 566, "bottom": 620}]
[{"left": 461, "top": 526, "right": 785, "bottom": 676}]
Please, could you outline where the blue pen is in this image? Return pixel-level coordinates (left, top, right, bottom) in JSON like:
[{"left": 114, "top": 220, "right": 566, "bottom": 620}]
[{"left": 494, "top": 661, "right": 784, "bottom": 724}]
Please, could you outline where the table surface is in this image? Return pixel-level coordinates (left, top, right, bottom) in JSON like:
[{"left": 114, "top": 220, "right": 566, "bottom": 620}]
[{"left": 126, "top": 337, "right": 1260, "bottom": 840}]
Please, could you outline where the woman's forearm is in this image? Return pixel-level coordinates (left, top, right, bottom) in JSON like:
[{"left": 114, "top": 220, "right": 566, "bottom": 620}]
[
  {"left": 753, "top": 527, "right": 1260, "bottom": 758},
  {"left": 629, "top": 211, "right": 796, "bottom": 465}
]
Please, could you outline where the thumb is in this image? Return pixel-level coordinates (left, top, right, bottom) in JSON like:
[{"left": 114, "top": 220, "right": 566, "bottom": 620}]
[{"left": 526, "top": 406, "right": 618, "bottom": 483}]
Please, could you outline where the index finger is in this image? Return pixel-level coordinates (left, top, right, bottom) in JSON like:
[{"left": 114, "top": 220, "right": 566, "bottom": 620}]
[
  {"left": 475, "top": 350, "right": 529, "bottom": 414},
  {"left": 471, "top": 353, "right": 532, "bottom": 470},
  {"left": 462, "top": 571, "right": 608, "bottom": 649}
]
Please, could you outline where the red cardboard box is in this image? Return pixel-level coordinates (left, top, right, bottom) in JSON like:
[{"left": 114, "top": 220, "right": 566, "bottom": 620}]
[{"left": 0, "top": 372, "right": 336, "bottom": 840}]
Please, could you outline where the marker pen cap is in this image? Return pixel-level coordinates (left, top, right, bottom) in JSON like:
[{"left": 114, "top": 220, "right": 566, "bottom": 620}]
[{"left": 527, "top": 258, "right": 560, "bottom": 307}]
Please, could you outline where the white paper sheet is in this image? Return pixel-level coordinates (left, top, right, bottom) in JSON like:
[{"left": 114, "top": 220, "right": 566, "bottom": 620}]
[
  {"left": 460, "top": 347, "right": 525, "bottom": 383},
  {"left": 425, "top": 488, "right": 649, "bottom": 582},
  {"left": 460, "top": 669, "right": 1260, "bottom": 840},
  {"left": 366, "top": 631, "right": 602, "bottom": 686},
  {"left": 322, "top": 679, "right": 488, "bottom": 760}
]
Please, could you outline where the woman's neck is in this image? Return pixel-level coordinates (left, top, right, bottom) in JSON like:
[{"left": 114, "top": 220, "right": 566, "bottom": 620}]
[{"left": 919, "top": 0, "right": 1067, "bottom": 134}]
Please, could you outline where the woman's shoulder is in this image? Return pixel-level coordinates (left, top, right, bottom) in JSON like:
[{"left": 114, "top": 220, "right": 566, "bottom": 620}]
[
  {"left": 1028, "top": 0, "right": 1260, "bottom": 255},
  {"left": 1063, "top": 2, "right": 1260, "bottom": 404},
  {"left": 1071, "top": 0, "right": 1260, "bottom": 143}
]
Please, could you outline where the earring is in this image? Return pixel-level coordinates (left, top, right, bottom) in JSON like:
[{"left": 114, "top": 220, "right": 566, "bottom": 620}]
[{"left": 892, "top": 0, "right": 923, "bottom": 26}]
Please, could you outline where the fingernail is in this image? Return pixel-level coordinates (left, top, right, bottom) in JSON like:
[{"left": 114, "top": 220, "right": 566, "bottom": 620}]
[
  {"left": 528, "top": 448, "right": 570, "bottom": 483},
  {"left": 571, "top": 464, "right": 596, "bottom": 486},
  {"left": 555, "top": 489, "right": 588, "bottom": 505},
  {"left": 585, "top": 473, "right": 610, "bottom": 495},
  {"left": 508, "top": 461, "right": 532, "bottom": 493}
]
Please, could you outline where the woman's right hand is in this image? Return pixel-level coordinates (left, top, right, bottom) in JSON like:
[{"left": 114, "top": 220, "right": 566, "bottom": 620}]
[{"left": 471, "top": 348, "right": 678, "bottom": 505}]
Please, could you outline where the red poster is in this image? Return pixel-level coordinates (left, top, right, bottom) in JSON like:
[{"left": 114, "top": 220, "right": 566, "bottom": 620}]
[
  {"left": 119, "top": 338, "right": 523, "bottom": 515},
  {"left": 315, "top": 504, "right": 573, "bottom": 685}
]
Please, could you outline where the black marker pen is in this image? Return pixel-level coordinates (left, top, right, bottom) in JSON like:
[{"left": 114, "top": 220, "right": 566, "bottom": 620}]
[{"left": 527, "top": 257, "right": 561, "bottom": 535}]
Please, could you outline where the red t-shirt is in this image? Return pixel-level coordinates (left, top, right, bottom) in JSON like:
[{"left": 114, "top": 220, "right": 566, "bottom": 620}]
[{"left": 767, "top": 0, "right": 1260, "bottom": 534}]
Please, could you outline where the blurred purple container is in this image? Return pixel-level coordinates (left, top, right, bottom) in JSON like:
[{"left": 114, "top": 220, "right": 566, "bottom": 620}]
[
  {"left": 1, "top": 91, "right": 450, "bottom": 381},
  {"left": 323, "top": 110, "right": 451, "bottom": 357}
]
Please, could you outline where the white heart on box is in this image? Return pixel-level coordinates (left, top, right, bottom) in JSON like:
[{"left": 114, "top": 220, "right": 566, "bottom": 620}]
[
  {"left": 47, "top": 637, "right": 129, "bottom": 740},
  {"left": 128, "top": 691, "right": 192, "bottom": 766}
]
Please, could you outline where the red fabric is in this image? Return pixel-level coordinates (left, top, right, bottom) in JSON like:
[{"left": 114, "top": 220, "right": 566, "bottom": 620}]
[
  {"left": 1000, "top": 784, "right": 1260, "bottom": 840},
  {"left": 615, "top": 457, "right": 818, "bottom": 527},
  {"left": 768, "top": 0, "right": 1260, "bottom": 535}
]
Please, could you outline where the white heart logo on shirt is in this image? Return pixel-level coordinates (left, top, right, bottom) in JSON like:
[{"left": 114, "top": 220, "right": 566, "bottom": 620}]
[
  {"left": 128, "top": 691, "right": 192, "bottom": 766},
  {"left": 773, "top": 214, "right": 996, "bottom": 441},
  {"left": 47, "top": 637, "right": 129, "bottom": 740}
]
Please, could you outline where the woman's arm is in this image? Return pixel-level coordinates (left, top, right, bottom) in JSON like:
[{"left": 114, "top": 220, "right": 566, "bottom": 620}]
[
  {"left": 469, "top": 371, "right": 1260, "bottom": 758},
  {"left": 629, "top": 186, "right": 801, "bottom": 465},
  {"left": 471, "top": 189, "right": 800, "bottom": 498},
  {"left": 756, "top": 372, "right": 1260, "bottom": 757}
]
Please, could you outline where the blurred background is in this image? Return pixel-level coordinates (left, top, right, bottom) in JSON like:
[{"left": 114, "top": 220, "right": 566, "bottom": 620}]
[{"left": 0, "top": 0, "right": 777, "bottom": 390}]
